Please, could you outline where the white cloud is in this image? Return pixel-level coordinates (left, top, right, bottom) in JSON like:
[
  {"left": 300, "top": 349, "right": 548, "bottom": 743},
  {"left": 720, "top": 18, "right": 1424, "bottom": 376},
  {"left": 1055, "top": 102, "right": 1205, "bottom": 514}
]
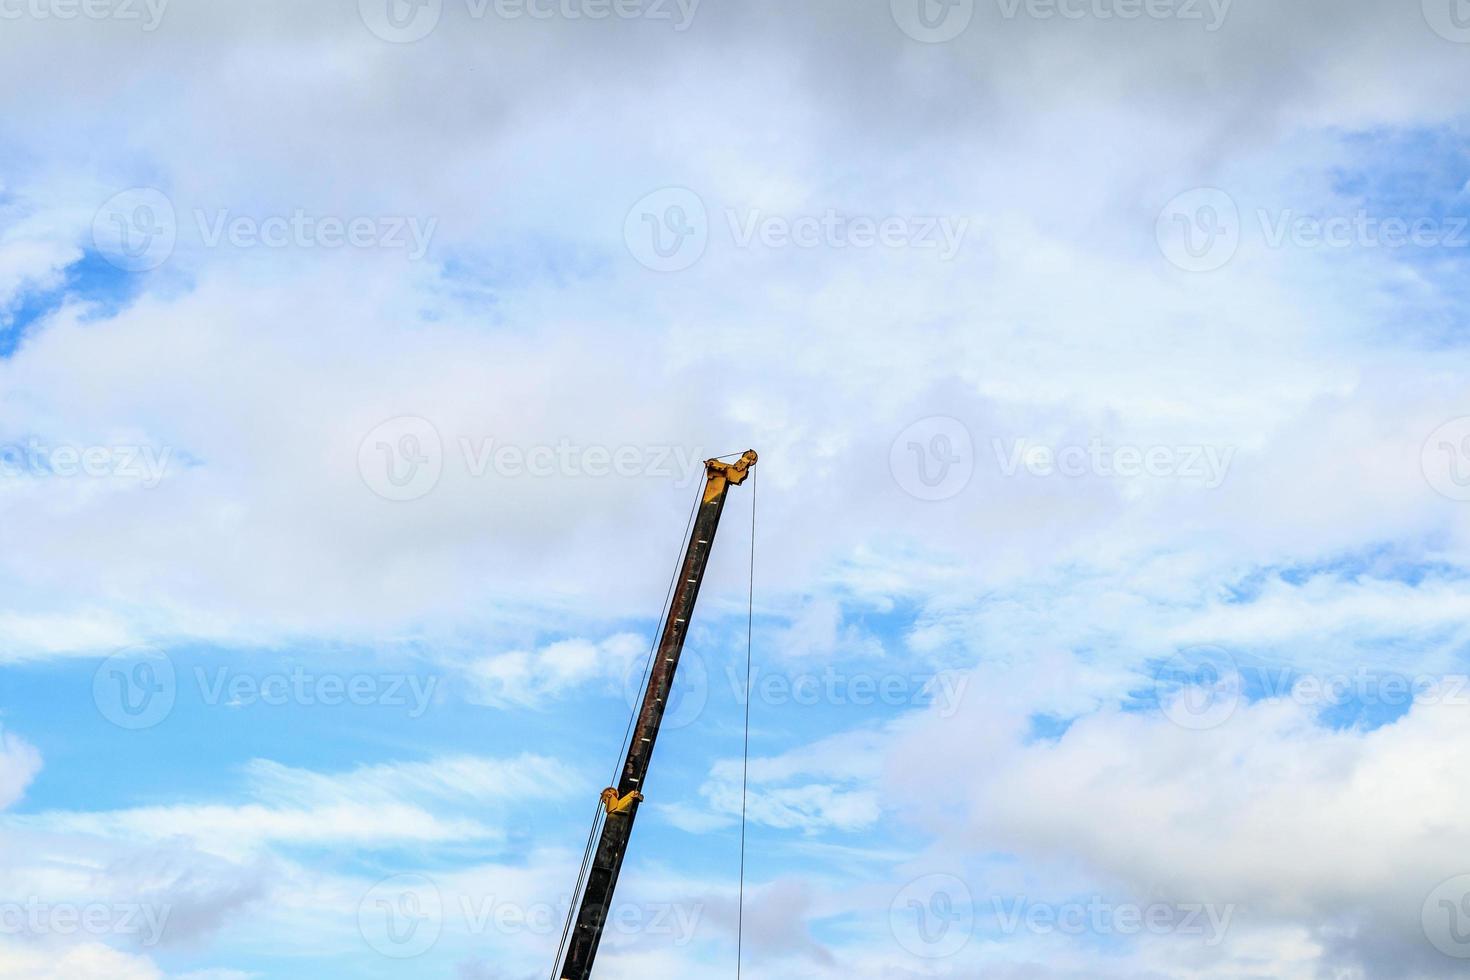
[
  {"left": 3, "top": 3, "right": 1470, "bottom": 978},
  {"left": 0, "top": 751, "right": 587, "bottom": 967},
  {"left": 0, "top": 2, "right": 1467, "bottom": 658},
  {"left": 468, "top": 633, "right": 646, "bottom": 708},
  {"left": 890, "top": 672, "right": 1470, "bottom": 977},
  {"left": 0, "top": 611, "right": 138, "bottom": 662},
  {"left": 0, "top": 727, "right": 41, "bottom": 810},
  {"left": 0, "top": 941, "right": 162, "bottom": 980},
  {"left": 694, "top": 728, "right": 885, "bottom": 834},
  {"left": 12, "top": 752, "right": 574, "bottom": 857}
]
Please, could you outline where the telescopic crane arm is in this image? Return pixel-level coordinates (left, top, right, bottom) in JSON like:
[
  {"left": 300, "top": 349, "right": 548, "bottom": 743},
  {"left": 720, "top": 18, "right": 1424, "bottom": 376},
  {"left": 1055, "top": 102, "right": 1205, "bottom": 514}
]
[{"left": 557, "top": 450, "right": 757, "bottom": 980}]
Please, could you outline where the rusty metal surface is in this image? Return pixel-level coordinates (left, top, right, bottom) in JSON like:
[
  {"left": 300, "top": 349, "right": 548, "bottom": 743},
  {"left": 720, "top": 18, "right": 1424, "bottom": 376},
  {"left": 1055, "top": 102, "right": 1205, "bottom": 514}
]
[{"left": 558, "top": 452, "right": 755, "bottom": 980}]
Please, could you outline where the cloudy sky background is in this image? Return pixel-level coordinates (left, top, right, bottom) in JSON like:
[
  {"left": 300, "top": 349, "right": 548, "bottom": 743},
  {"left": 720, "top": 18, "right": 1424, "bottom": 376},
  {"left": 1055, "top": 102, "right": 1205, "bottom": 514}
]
[{"left": 3, "top": 0, "right": 1470, "bottom": 976}]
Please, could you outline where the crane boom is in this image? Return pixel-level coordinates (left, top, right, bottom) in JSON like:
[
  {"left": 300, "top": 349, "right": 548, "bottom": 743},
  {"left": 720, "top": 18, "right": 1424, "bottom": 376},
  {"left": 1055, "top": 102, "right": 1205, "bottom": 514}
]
[{"left": 557, "top": 450, "right": 758, "bottom": 980}]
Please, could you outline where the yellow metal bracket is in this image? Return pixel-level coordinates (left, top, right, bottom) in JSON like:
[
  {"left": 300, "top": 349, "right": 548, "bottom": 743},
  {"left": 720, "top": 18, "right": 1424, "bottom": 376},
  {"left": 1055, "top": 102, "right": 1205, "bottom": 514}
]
[
  {"left": 600, "top": 787, "right": 644, "bottom": 815},
  {"left": 703, "top": 450, "right": 758, "bottom": 503}
]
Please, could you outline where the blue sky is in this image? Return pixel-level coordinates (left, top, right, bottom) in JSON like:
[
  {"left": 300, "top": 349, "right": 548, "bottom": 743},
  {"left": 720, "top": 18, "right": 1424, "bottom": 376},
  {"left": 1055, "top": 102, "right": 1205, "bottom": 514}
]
[{"left": 4, "top": 2, "right": 1470, "bottom": 979}]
